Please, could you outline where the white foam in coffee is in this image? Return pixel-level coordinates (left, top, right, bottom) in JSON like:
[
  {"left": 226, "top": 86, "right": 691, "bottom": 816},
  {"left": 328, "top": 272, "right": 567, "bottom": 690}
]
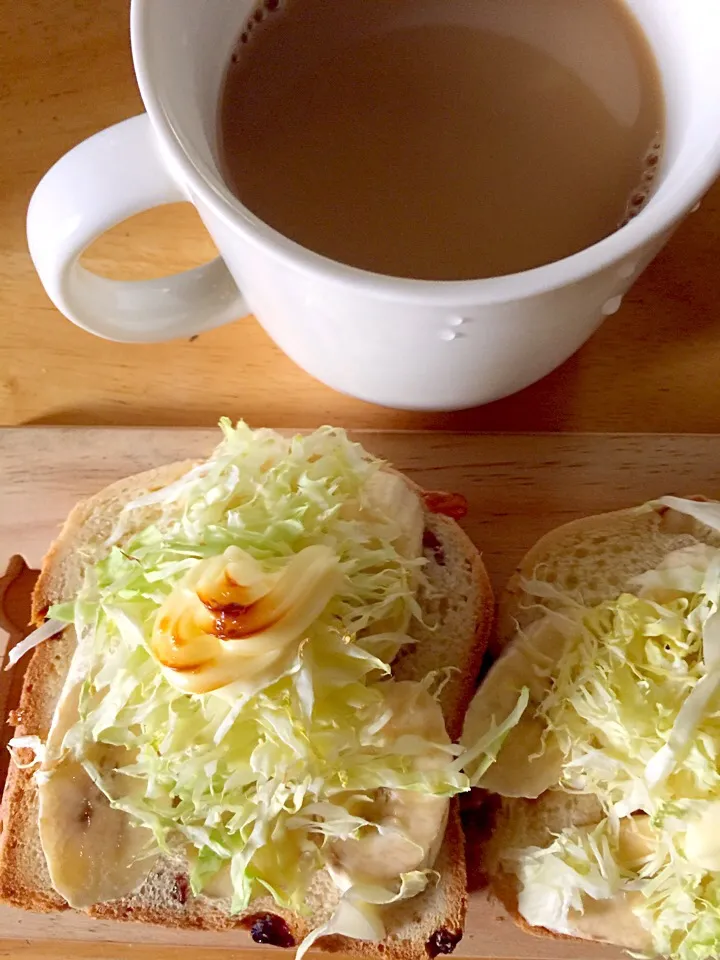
[{"left": 220, "top": 0, "right": 665, "bottom": 280}]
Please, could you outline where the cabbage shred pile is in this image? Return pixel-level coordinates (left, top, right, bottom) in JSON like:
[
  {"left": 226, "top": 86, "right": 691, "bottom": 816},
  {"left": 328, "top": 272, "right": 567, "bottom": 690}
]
[
  {"left": 35, "top": 422, "right": 507, "bottom": 933},
  {"left": 507, "top": 502, "right": 720, "bottom": 960}
]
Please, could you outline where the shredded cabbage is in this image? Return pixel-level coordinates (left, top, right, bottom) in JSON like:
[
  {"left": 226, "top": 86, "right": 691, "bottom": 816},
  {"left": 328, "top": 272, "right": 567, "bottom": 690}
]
[
  {"left": 502, "top": 497, "right": 720, "bottom": 960},
  {"left": 511, "top": 819, "right": 633, "bottom": 936},
  {"left": 28, "top": 421, "right": 508, "bottom": 947},
  {"left": 5, "top": 618, "right": 65, "bottom": 669},
  {"left": 295, "top": 871, "right": 432, "bottom": 960}
]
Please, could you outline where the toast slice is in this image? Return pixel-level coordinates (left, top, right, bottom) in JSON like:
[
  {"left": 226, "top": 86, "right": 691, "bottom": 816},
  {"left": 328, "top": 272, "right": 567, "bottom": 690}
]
[
  {"left": 475, "top": 498, "right": 720, "bottom": 954},
  {"left": 0, "top": 457, "right": 493, "bottom": 960}
]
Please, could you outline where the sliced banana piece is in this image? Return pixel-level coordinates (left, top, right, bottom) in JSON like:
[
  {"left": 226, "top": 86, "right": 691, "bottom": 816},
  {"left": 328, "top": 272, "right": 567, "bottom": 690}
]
[
  {"left": 617, "top": 814, "right": 655, "bottom": 865},
  {"left": 567, "top": 818, "right": 655, "bottom": 952},
  {"left": 39, "top": 676, "right": 155, "bottom": 908},
  {"left": 330, "top": 681, "right": 450, "bottom": 884},
  {"left": 518, "top": 817, "right": 655, "bottom": 953},
  {"left": 462, "top": 617, "right": 571, "bottom": 797},
  {"left": 568, "top": 891, "right": 654, "bottom": 953},
  {"left": 201, "top": 862, "right": 233, "bottom": 899},
  {"left": 331, "top": 789, "right": 449, "bottom": 883},
  {"left": 358, "top": 472, "right": 424, "bottom": 654},
  {"left": 364, "top": 471, "right": 424, "bottom": 560},
  {"left": 684, "top": 801, "right": 720, "bottom": 871},
  {"left": 152, "top": 544, "right": 343, "bottom": 694}
]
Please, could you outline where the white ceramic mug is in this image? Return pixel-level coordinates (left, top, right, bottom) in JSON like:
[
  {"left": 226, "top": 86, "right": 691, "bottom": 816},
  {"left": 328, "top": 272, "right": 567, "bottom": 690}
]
[{"left": 27, "top": 0, "right": 720, "bottom": 412}]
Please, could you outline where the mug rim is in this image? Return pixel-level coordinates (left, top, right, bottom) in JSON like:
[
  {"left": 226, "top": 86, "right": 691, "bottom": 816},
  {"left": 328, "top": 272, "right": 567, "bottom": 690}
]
[{"left": 130, "top": 0, "right": 720, "bottom": 306}]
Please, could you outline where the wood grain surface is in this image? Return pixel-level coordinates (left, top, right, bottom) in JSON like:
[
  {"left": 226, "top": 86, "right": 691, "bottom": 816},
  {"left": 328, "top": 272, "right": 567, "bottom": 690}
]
[
  {"left": 2, "top": 0, "right": 720, "bottom": 433},
  {"left": 2, "top": 426, "right": 720, "bottom": 959}
]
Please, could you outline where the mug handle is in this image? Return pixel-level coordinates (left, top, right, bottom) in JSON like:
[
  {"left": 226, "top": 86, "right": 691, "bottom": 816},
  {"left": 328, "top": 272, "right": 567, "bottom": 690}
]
[{"left": 26, "top": 113, "right": 248, "bottom": 343}]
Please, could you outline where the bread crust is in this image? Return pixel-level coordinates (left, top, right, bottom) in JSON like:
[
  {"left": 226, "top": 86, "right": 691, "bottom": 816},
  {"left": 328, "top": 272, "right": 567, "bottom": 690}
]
[{"left": 0, "top": 457, "right": 493, "bottom": 959}]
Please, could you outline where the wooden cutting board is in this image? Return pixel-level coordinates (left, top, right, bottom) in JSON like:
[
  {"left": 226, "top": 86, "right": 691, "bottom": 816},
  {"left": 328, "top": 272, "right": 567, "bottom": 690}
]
[{"left": 1, "top": 427, "right": 719, "bottom": 960}]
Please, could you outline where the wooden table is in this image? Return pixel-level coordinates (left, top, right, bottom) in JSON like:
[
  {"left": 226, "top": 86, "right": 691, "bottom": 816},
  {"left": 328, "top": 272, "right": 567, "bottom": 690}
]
[{"left": 2, "top": 0, "right": 720, "bottom": 433}]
